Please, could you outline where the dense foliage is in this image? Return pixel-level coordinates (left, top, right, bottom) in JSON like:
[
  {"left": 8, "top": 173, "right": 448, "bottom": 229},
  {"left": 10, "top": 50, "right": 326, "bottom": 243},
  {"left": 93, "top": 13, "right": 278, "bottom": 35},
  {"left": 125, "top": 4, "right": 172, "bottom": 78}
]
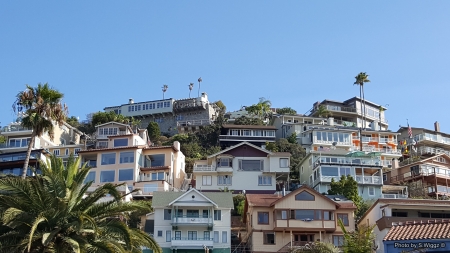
[
  {"left": 338, "top": 219, "right": 376, "bottom": 253},
  {"left": 0, "top": 155, "right": 161, "bottom": 253},
  {"left": 276, "top": 107, "right": 297, "bottom": 115},
  {"left": 265, "top": 139, "right": 306, "bottom": 180},
  {"left": 147, "top": 122, "right": 161, "bottom": 142}
]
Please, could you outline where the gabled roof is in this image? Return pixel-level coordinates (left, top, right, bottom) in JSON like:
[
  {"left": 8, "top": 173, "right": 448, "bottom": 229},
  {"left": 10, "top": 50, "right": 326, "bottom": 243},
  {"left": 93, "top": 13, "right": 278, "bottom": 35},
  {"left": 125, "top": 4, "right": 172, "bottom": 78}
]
[
  {"left": 207, "top": 141, "right": 272, "bottom": 158},
  {"left": 168, "top": 188, "right": 218, "bottom": 207},
  {"left": 270, "top": 185, "right": 341, "bottom": 208},
  {"left": 95, "top": 121, "right": 133, "bottom": 129},
  {"left": 152, "top": 189, "right": 234, "bottom": 209},
  {"left": 384, "top": 221, "right": 450, "bottom": 241}
]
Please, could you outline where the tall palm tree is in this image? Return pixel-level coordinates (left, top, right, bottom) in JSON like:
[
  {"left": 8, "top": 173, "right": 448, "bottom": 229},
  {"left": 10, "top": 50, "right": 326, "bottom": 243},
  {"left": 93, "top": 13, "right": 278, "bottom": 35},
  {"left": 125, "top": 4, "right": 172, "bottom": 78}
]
[
  {"left": 354, "top": 72, "right": 371, "bottom": 128},
  {"left": 197, "top": 77, "right": 202, "bottom": 97},
  {"left": 0, "top": 155, "right": 162, "bottom": 253},
  {"left": 188, "top": 83, "right": 194, "bottom": 98},
  {"left": 162, "top": 84, "right": 168, "bottom": 99},
  {"left": 16, "top": 83, "right": 68, "bottom": 179},
  {"left": 317, "top": 104, "right": 331, "bottom": 118}
]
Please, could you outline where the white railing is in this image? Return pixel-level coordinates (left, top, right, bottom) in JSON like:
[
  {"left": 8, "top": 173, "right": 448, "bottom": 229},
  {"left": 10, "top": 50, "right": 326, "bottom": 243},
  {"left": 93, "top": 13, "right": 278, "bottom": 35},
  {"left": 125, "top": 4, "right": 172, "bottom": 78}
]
[
  {"left": 193, "top": 165, "right": 216, "bottom": 172},
  {"left": 355, "top": 175, "right": 382, "bottom": 184},
  {"left": 351, "top": 146, "right": 401, "bottom": 155},
  {"left": 172, "top": 216, "right": 213, "bottom": 224},
  {"left": 177, "top": 119, "right": 213, "bottom": 127},
  {"left": 313, "top": 139, "right": 352, "bottom": 145},
  {"left": 415, "top": 133, "right": 450, "bottom": 145},
  {"left": 171, "top": 238, "right": 213, "bottom": 248},
  {"left": 362, "top": 137, "right": 379, "bottom": 143},
  {"left": 417, "top": 146, "right": 450, "bottom": 156},
  {"left": 379, "top": 138, "right": 396, "bottom": 143},
  {"left": 382, "top": 194, "right": 408, "bottom": 199},
  {"left": 314, "top": 157, "right": 382, "bottom": 167},
  {"left": 97, "top": 130, "right": 129, "bottom": 139},
  {"left": 1, "top": 125, "right": 32, "bottom": 132}
]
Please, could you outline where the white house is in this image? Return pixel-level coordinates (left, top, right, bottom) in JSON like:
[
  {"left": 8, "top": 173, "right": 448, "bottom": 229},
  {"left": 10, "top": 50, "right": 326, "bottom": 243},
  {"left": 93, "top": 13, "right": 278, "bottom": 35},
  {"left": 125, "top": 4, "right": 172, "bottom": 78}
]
[
  {"left": 145, "top": 188, "right": 234, "bottom": 253},
  {"left": 193, "top": 142, "right": 291, "bottom": 194}
]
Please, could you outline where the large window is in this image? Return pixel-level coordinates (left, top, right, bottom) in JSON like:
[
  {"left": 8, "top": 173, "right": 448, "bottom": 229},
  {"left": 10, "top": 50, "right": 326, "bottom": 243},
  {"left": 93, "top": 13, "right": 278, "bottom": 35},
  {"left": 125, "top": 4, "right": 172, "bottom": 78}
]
[
  {"left": 114, "top": 138, "right": 128, "bottom": 147},
  {"left": 101, "top": 153, "right": 116, "bottom": 165},
  {"left": 118, "top": 169, "right": 134, "bottom": 181},
  {"left": 100, "top": 170, "right": 115, "bottom": 182},
  {"left": 337, "top": 213, "right": 349, "bottom": 226},
  {"left": 214, "top": 231, "right": 219, "bottom": 243},
  {"left": 333, "top": 235, "right": 344, "bottom": 247},
  {"left": 321, "top": 167, "right": 339, "bottom": 176},
  {"left": 166, "top": 231, "right": 171, "bottom": 242},
  {"left": 204, "top": 231, "right": 210, "bottom": 240},
  {"left": 293, "top": 210, "right": 315, "bottom": 220},
  {"left": 279, "top": 158, "right": 289, "bottom": 168},
  {"left": 187, "top": 210, "right": 199, "bottom": 218},
  {"left": 239, "top": 160, "right": 263, "bottom": 171},
  {"left": 214, "top": 210, "right": 221, "bottom": 220},
  {"left": 217, "top": 158, "right": 232, "bottom": 167},
  {"left": 84, "top": 171, "right": 95, "bottom": 183},
  {"left": 264, "top": 232, "right": 275, "bottom": 245},
  {"left": 202, "top": 175, "right": 212, "bottom": 186},
  {"left": 276, "top": 210, "right": 288, "bottom": 220},
  {"left": 119, "top": 152, "right": 134, "bottom": 163},
  {"left": 8, "top": 138, "right": 31, "bottom": 148},
  {"left": 152, "top": 172, "right": 165, "bottom": 180},
  {"left": 218, "top": 175, "right": 232, "bottom": 185},
  {"left": 188, "top": 231, "right": 197, "bottom": 240},
  {"left": 99, "top": 127, "right": 118, "bottom": 136},
  {"left": 258, "top": 212, "right": 269, "bottom": 224},
  {"left": 175, "top": 231, "right": 181, "bottom": 240},
  {"left": 149, "top": 154, "right": 165, "bottom": 167},
  {"left": 258, "top": 175, "right": 272, "bottom": 186}
]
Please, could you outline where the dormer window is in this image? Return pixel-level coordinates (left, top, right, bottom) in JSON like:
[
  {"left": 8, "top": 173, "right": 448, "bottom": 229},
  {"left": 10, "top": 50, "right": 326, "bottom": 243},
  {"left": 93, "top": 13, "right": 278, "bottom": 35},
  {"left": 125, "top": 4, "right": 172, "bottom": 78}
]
[
  {"left": 217, "top": 158, "right": 232, "bottom": 167},
  {"left": 295, "top": 191, "right": 315, "bottom": 201}
]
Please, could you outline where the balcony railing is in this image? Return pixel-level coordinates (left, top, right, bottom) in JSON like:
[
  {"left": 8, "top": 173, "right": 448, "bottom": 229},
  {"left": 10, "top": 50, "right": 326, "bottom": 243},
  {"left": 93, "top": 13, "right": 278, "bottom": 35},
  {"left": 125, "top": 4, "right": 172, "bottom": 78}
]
[
  {"left": 314, "top": 175, "right": 382, "bottom": 185},
  {"left": 193, "top": 165, "right": 216, "bottom": 172},
  {"left": 313, "top": 138, "right": 352, "bottom": 146},
  {"left": 172, "top": 215, "right": 213, "bottom": 225},
  {"left": 415, "top": 133, "right": 450, "bottom": 145},
  {"left": 379, "top": 137, "right": 396, "bottom": 143},
  {"left": 354, "top": 146, "right": 401, "bottom": 155},
  {"left": 177, "top": 119, "right": 213, "bottom": 127},
  {"left": 362, "top": 137, "right": 379, "bottom": 143},
  {"left": 382, "top": 194, "right": 408, "bottom": 199},
  {"left": 314, "top": 157, "right": 382, "bottom": 168},
  {"left": 1, "top": 125, "right": 32, "bottom": 132},
  {"left": 376, "top": 216, "right": 450, "bottom": 231},
  {"left": 428, "top": 185, "right": 450, "bottom": 194},
  {"left": 171, "top": 237, "right": 214, "bottom": 248},
  {"left": 417, "top": 146, "right": 450, "bottom": 156},
  {"left": 0, "top": 143, "right": 29, "bottom": 149},
  {"left": 325, "top": 105, "right": 357, "bottom": 113}
]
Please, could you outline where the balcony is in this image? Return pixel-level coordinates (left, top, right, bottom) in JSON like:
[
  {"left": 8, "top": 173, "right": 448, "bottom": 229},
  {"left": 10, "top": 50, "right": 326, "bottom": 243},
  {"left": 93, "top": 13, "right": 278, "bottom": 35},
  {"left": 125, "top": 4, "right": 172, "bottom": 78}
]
[
  {"left": 172, "top": 216, "right": 213, "bottom": 226},
  {"left": 382, "top": 194, "right": 408, "bottom": 199},
  {"left": 355, "top": 146, "right": 401, "bottom": 155},
  {"left": 325, "top": 105, "right": 357, "bottom": 113},
  {"left": 173, "top": 100, "right": 207, "bottom": 113},
  {"left": 362, "top": 137, "right": 379, "bottom": 143},
  {"left": 390, "top": 165, "right": 450, "bottom": 183},
  {"left": 313, "top": 138, "right": 352, "bottom": 146},
  {"left": 171, "top": 238, "right": 213, "bottom": 248},
  {"left": 355, "top": 175, "right": 382, "bottom": 184},
  {"left": 274, "top": 219, "right": 335, "bottom": 232},
  {"left": 314, "top": 157, "right": 383, "bottom": 168},
  {"left": 376, "top": 216, "right": 450, "bottom": 231},
  {"left": 219, "top": 135, "right": 275, "bottom": 142},
  {"left": 193, "top": 165, "right": 216, "bottom": 172},
  {"left": 177, "top": 119, "right": 213, "bottom": 127},
  {"left": 415, "top": 133, "right": 450, "bottom": 148},
  {"left": 379, "top": 137, "right": 396, "bottom": 143},
  {"left": 1, "top": 125, "right": 32, "bottom": 135},
  {"left": 417, "top": 146, "right": 450, "bottom": 156}
]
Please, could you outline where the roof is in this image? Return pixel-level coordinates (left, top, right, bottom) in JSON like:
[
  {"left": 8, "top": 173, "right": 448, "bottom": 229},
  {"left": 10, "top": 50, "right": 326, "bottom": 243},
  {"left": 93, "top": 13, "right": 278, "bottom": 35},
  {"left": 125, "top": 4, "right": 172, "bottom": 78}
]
[
  {"left": 358, "top": 198, "right": 450, "bottom": 225},
  {"left": 152, "top": 190, "right": 234, "bottom": 209},
  {"left": 143, "top": 145, "right": 179, "bottom": 152},
  {"left": 95, "top": 121, "right": 133, "bottom": 128},
  {"left": 395, "top": 153, "right": 450, "bottom": 169},
  {"left": 139, "top": 166, "right": 170, "bottom": 171},
  {"left": 397, "top": 126, "right": 450, "bottom": 138},
  {"left": 384, "top": 221, "right": 450, "bottom": 241},
  {"left": 207, "top": 141, "right": 272, "bottom": 158},
  {"left": 77, "top": 145, "right": 144, "bottom": 153},
  {"left": 268, "top": 152, "right": 292, "bottom": 157},
  {"left": 222, "top": 124, "right": 277, "bottom": 130}
]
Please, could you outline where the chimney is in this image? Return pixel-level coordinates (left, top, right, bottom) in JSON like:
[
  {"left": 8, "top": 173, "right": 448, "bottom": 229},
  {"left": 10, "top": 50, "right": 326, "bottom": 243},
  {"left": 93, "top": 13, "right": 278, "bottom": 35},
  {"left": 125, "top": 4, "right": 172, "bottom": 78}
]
[
  {"left": 328, "top": 117, "right": 334, "bottom": 126},
  {"left": 173, "top": 141, "right": 181, "bottom": 151},
  {"left": 129, "top": 98, "right": 134, "bottom": 104},
  {"left": 435, "top": 121, "right": 440, "bottom": 132}
]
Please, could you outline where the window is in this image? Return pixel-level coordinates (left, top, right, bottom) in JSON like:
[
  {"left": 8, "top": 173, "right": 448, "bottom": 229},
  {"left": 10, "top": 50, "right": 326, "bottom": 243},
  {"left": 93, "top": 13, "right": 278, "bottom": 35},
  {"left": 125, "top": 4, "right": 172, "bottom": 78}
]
[
  {"left": 87, "top": 160, "right": 97, "bottom": 167},
  {"left": 222, "top": 231, "right": 227, "bottom": 243},
  {"left": 340, "top": 167, "right": 351, "bottom": 176},
  {"left": 164, "top": 209, "right": 172, "bottom": 220},
  {"left": 218, "top": 175, "right": 232, "bottom": 185},
  {"left": 295, "top": 191, "right": 315, "bottom": 201},
  {"left": 202, "top": 175, "right": 212, "bottom": 186},
  {"left": 321, "top": 167, "right": 339, "bottom": 176},
  {"left": 84, "top": 171, "right": 95, "bottom": 183},
  {"left": 279, "top": 158, "right": 289, "bottom": 168},
  {"left": 264, "top": 232, "right": 275, "bottom": 245},
  {"left": 324, "top": 211, "right": 334, "bottom": 221},
  {"left": 101, "top": 153, "right": 116, "bottom": 165},
  {"left": 149, "top": 154, "right": 165, "bottom": 167},
  {"left": 204, "top": 231, "right": 210, "bottom": 240},
  {"left": 293, "top": 210, "right": 315, "bottom": 220},
  {"left": 239, "top": 160, "right": 263, "bottom": 171},
  {"left": 202, "top": 210, "right": 209, "bottom": 218},
  {"left": 176, "top": 115, "right": 183, "bottom": 121},
  {"left": 157, "top": 231, "right": 162, "bottom": 237},
  {"left": 333, "top": 235, "right": 344, "bottom": 247},
  {"left": 214, "top": 231, "right": 219, "bottom": 243},
  {"left": 243, "top": 130, "right": 251, "bottom": 136},
  {"left": 175, "top": 231, "right": 181, "bottom": 240},
  {"left": 392, "top": 211, "right": 408, "bottom": 217},
  {"left": 157, "top": 102, "right": 163, "bottom": 108},
  {"left": 266, "top": 131, "right": 275, "bottom": 137},
  {"left": 383, "top": 173, "right": 387, "bottom": 181},
  {"left": 100, "top": 170, "right": 115, "bottom": 182},
  {"left": 187, "top": 210, "right": 199, "bottom": 218},
  {"left": 231, "top": 130, "right": 239, "bottom": 136},
  {"left": 99, "top": 127, "right": 118, "bottom": 136},
  {"left": 8, "top": 138, "right": 30, "bottom": 147},
  {"left": 118, "top": 169, "right": 134, "bottom": 181},
  {"left": 214, "top": 210, "right": 221, "bottom": 220},
  {"left": 258, "top": 212, "right": 269, "bottom": 224},
  {"left": 188, "top": 231, "right": 197, "bottom": 240},
  {"left": 217, "top": 158, "right": 232, "bottom": 167},
  {"left": 152, "top": 172, "right": 165, "bottom": 180},
  {"left": 337, "top": 213, "right": 349, "bottom": 226},
  {"left": 253, "top": 130, "right": 262, "bottom": 136},
  {"left": 114, "top": 138, "right": 128, "bottom": 147},
  {"left": 258, "top": 175, "right": 272, "bottom": 186},
  {"left": 120, "top": 152, "right": 134, "bottom": 163},
  {"left": 98, "top": 141, "right": 108, "bottom": 148},
  {"left": 74, "top": 148, "right": 81, "bottom": 154},
  {"left": 53, "top": 149, "right": 60, "bottom": 156},
  {"left": 368, "top": 186, "right": 375, "bottom": 196},
  {"left": 166, "top": 231, "right": 171, "bottom": 242},
  {"left": 65, "top": 149, "right": 69, "bottom": 156},
  {"left": 276, "top": 210, "right": 288, "bottom": 220}
]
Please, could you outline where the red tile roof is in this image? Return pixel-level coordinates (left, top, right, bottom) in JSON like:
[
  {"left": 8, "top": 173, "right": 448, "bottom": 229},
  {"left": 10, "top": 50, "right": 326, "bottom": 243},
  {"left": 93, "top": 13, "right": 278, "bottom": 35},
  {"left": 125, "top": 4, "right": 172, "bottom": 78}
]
[{"left": 384, "top": 220, "right": 450, "bottom": 241}]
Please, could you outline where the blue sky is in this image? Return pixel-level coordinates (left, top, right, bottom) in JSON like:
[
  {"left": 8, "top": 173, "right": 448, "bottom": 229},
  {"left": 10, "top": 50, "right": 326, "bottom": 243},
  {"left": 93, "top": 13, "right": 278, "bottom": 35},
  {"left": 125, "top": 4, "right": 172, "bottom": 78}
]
[{"left": 1, "top": 1, "right": 449, "bottom": 133}]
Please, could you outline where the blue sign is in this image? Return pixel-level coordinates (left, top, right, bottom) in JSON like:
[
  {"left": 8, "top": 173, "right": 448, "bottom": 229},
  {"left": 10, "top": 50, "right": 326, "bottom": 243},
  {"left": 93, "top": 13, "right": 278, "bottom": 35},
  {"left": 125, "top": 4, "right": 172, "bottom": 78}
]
[{"left": 384, "top": 239, "right": 450, "bottom": 252}]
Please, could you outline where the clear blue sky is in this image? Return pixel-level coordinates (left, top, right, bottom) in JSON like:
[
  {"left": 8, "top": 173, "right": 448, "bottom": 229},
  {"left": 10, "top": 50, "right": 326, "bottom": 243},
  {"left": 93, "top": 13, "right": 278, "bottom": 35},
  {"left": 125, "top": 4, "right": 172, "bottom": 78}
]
[{"left": 1, "top": 1, "right": 449, "bottom": 133}]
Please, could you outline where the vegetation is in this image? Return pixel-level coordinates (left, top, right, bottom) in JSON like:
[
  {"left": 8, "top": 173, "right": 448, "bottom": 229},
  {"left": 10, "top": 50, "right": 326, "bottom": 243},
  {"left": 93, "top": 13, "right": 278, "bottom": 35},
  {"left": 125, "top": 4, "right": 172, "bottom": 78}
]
[
  {"left": 147, "top": 122, "right": 161, "bottom": 142},
  {"left": 188, "top": 83, "right": 194, "bottom": 98},
  {"left": 287, "top": 132, "right": 297, "bottom": 144},
  {"left": 65, "top": 116, "right": 80, "bottom": 129},
  {"left": 276, "top": 107, "right": 297, "bottom": 115},
  {"left": 234, "top": 116, "right": 264, "bottom": 125},
  {"left": 0, "top": 155, "right": 161, "bottom": 253},
  {"left": 245, "top": 97, "right": 273, "bottom": 122},
  {"left": 328, "top": 175, "right": 366, "bottom": 220},
  {"left": 15, "top": 83, "right": 68, "bottom": 179},
  {"left": 317, "top": 104, "right": 331, "bottom": 118},
  {"left": 0, "top": 135, "right": 5, "bottom": 144},
  {"left": 232, "top": 194, "right": 246, "bottom": 216},
  {"left": 290, "top": 241, "right": 340, "bottom": 253},
  {"left": 214, "top": 100, "right": 226, "bottom": 113},
  {"left": 354, "top": 72, "right": 371, "bottom": 127},
  {"left": 265, "top": 139, "right": 306, "bottom": 180},
  {"left": 338, "top": 219, "right": 376, "bottom": 253}
]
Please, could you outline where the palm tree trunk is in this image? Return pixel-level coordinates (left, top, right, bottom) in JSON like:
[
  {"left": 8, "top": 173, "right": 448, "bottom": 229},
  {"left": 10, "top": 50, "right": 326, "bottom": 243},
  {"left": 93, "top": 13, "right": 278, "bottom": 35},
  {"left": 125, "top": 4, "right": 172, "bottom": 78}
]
[
  {"left": 362, "top": 84, "right": 367, "bottom": 129},
  {"left": 22, "top": 131, "right": 36, "bottom": 179},
  {"left": 189, "top": 90, "right": 191, "bottom": 98},
  {"left": 163, "top": 92, "right": 165, "bottom": 100},
  {"left": 198, "top": 84, "right": 201, "bottom": 97}
]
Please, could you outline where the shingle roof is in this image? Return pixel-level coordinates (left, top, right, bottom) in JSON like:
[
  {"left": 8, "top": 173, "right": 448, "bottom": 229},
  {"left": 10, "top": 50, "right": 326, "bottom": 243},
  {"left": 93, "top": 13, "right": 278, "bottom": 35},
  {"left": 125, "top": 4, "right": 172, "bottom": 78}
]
[
  {"left": 152, "top": 191, "right": 234, "bottom": 209},
  {"left": 384, "top": 221, "right": 450, "bottom": 241},
  {"left": 246, "top": 194, "right": 282, "bottom": 207}
]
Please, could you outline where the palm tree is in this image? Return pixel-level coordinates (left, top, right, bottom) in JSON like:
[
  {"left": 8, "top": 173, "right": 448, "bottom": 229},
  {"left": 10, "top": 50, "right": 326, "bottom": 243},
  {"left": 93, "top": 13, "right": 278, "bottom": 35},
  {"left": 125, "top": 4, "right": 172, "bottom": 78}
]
[
  {"left": 15, "top": 83, "right": 68, "bottom": 179},
  {"left": 188, "top": 83, "right": 194, "bottom": 98},
  {"left": 354, "top": 72, "right": 371, "bottom": 128},
  {"left": 197, "top": 77, "right": 202, "bottom": 97},
  {"left": 290, "top": 241, "right": 340, "bottom": 253},
  {"left": 0, "top": 155, "right": 162, "bottom": 253},
  {"left": 245, "top": 97, "right": 273, "bottom": 123},
  {"left": 317, "top": 104, "right": 331, "bottom": 118},
  {"left": 162, "top": 84, "right": 168, "bottom": 99}
]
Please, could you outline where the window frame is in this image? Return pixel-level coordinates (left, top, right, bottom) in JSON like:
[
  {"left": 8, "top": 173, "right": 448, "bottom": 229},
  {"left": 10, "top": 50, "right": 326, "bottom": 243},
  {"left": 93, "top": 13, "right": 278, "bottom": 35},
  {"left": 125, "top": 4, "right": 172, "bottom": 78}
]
[
  {"left": 118, "top": 168, "right": 134, "bottom": 181},
  {"left": 166, "top": 230, "right": 171, "bottom": 242},
  {"left": 337, "top": 213, "right": 349, "bottom": 226},
  {"left": 214, "top": 210, "right": 222, "bottom": 220},
  {"left": 368, "top": 186, "right": 375, "bottom": 196},
  {"left": 295, "top": 191, "right": 315, "bottom": 201},
  {"left": 333, "top": 235, "right": 344, "bottom": 247},
  {"left": 258, "top": 175, "right": 272, "bottom": 186},
  {"left": 257, "top": 212, "right": 269, "bottom": 224},
  {"left": 101, "top": 153, "right": 116, "bottom": 165},
  {"left": 202, "top": 175, "right": 212, "bottom": 186},
  {"left": 119, "top": 151, "right": 135, "bottom": 164},
  {"left": 279, "top": 158, "right": 289, "bottom": 168},
  {"left": 263, "top": 232, "right": 276, "bottom": 245},
  {"left": 113, "top": 138, "right": 128, "bottom": 147},
  {"left": 100, "top": 170, "right": 115, "bottom": 183}
]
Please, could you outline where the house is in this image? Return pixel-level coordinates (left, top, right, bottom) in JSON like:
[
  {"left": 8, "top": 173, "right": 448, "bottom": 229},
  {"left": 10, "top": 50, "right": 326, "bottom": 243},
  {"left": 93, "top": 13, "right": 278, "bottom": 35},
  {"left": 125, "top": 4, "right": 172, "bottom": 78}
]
[
  {"left": 299, "top": 150, "right": 384, "bottom": 200},
  {"left": 244, "top": 185, "right": 357, "bottom": 252},
  {"left": 144, "top": 188, "right": 234, "bottom": 253},
  {"left": 219, "top": 124, "right": 277, "bottom": 148},
  {"left": 358, "top": 198, "right": 450, "bottom": 253},
  {"left": 103, "top": 93, "right": 221, "bottom": 135},
  {"left": 193, "top": 142, "right": 291, "bottom": 194},
  {"left": 78, "top": 121, "right": 188, "bottom": 197},
  {"left": 387, "top": 153, "right": 450, "bottom": 198}
]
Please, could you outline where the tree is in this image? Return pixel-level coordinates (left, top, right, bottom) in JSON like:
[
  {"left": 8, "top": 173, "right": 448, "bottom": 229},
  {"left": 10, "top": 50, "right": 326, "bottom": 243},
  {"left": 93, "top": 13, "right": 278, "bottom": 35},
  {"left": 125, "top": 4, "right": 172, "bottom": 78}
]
[
  {"left": 328, "top": 175, "right": 364, "bottom": 219},
  {"left": 287, "top": 132, "right": 297, "bottom": 144},
  {"left": 188, "top": 83, "right": 194, "bottom": 98},
  {"left": 197, "top": 77, "right": 202, "bottom": 97},
  {"left": 245, "top": 97, "right": 273, "bottom": 122},
  {"left": 15, "top": 83, "right": 68, "bottom": 179},
  {"left": 147, "top": 122, "right": 161, "bottom": 142},
  {"left": 290, "top": 241, "right": 340, "bottom": 253},
  {"left": 338, "top": 219, "right": 376, "bottom": 253},
  {"left": 234, "top": 116, "right": 264, "bottom": 126},
  {"left": 65, "top": 116, "right": 80, "bottom": 128},
  {"left": 272, "top": 138, "right": 306, "bottom": 180},
  {"left": 354, "top": 72, "right": 371, "bottom": 128},
  {"left": 276, "top": 107, "right": 297, "bottom": 115},
  {"left": 214, "top": 100, "right": 226, "bottom": 113},
  {"left": 317, "top": 104, "right": 331, "bottom": 118},
  {"left": 162, "top": 84, "right": 168, "bottom": 99},
  {"left": 0, "top": 155, "right": 161, "bottom": 253}
]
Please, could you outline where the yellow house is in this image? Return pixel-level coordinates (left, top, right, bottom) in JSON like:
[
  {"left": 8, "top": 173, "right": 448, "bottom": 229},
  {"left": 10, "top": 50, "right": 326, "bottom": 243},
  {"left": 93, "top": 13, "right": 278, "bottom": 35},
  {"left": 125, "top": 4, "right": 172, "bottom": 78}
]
[{"left": 244, "top": 185, "right": 356, "bottom": 252}]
